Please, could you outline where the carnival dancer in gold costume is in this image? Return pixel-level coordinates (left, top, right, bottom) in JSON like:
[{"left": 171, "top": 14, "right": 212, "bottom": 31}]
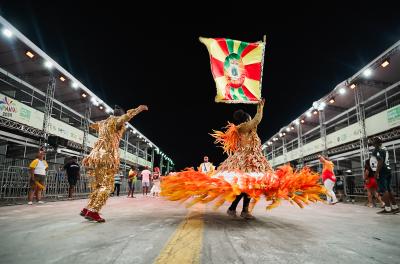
[
  {"left": 161, "top": 99, "right": 326, "bottom": 218},
  {"left": 80, "top": 104, "right": 148, "bottom": 222}
]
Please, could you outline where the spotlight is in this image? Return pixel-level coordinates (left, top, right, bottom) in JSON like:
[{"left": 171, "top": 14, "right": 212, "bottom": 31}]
[
  {"left": 313, "top": 110, "right": 318, "bottom": 115},
  {"left": 363, "top": 68, "right": 372, "bottom": 77},
  {"left": 329, "top": 98, "right": 335, "bottom": 104},
  {"left": 339, "top": 88, "right": 346, "bottom": 95},
  {"left": 381, "top": 60, "right": 389, "bottom": 68},
  {"left": 300, "top": 119, "right": 305, "bottom": 124},
  {"left": 59, "top": 76, "right": 66, "bottom": 82},
  {"left": 294, "top": 119, "right": 300, "bottom": 125},
  {"left": 82, "top": 93, "right": 87, "bottom": 98},
  {"left": 90, "top": 97, "right": 99, "bottom": 106},
  {"left": 306, "top": 111, "right": 312, "bottom": 117},
  {"left": 25, "top": 51, "right": 35, "bottom": 58},
  {"left": 99, "top": 105, "right": 104, "bottom": 110},
  {"left": 44, "top": 61, "right": 53, "bottom": 69},
  {"left": 279, "top": 133, "right": 283, "bottom": 137},
  {"left": 350, "top": 84, "right": 356, "bottom": 89},
  {"left": 2, "top": 28, "right": 12, "bottom": 38},
  {"left": 286, "top": 127, "right": 291, "bottom": 132},
  {"left": 290, "top": 126, "right": 295, "bottom": 130}
]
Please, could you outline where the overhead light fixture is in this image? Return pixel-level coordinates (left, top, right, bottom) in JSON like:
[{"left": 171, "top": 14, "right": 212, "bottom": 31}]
[
  {"left": 99, "top": 105, "right": 104, "bottom": 110},
  {"left": 350, "top": 84, "right": 356, "bottom": 89},
  {"left": 82, "top": 93, "right": 87, "bottom": 98},
  {"left": 59, "top": 76, "right": 66, "bottom": 82},
  {"left": 300, "top": 119, "right": 305, "bottom": 124},
  {"left": 286, "top": 127, "right": 291, "bottom": 132},
  {"left": 90, "top": 97, "right": 99, "bottom": 106},
  {"left": 2, "top": 28, "right": 13, "bottom": 38},
  {"left": 25, "top": 51, "right": 35, "bottom": 58},
  {"left": 306, "top": 111, "right": 312, "bottom": 117},
  {"left": 290, "top": 126, "right": 295, "bottom": 130},
  {"left": 329, "top": 98, "right": 335, "bottom": 104},
  {"left": 381, "top": 60, "right": 389, "bottom": 68},
  {"left": 313, "top": 110, "right": 318, "bottom": 115},
  {"left": 273, "top": 137, "right": 278, "bottom": 141},
  {"left": 319, "top": 102, "right": 326, "bottom": 110},
  {"left": 44, "top": 61, "right": 53, "bottom": 69},
  {"left": 363, "top": 68, "right": 372, "bottom": 77},
  {"left": 282, "top": 132, "right": 286, "bottom": 136},
  {"left": 339, "top": 87, "right": 346, "bottom": 95},
  {"left": 294, "top": 119, "right": 300, "bottom": 125},
  {"left": 72, "top": 82, "right": 79, "bottom": 89},
  {"left": 279, "top": 133, "right": 283, "bottom": 137}
]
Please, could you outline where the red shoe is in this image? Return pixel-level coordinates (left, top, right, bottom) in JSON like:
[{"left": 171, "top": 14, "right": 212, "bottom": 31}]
[
  {"left": 80, "top": 208, "right": 88, "bottom": 217},
  {"left": 85, "top": 210, "right": 105, "bottom": 222}
]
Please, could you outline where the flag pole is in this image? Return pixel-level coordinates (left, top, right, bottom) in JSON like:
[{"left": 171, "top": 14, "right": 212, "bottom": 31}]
[{"left": 259, "top": 35, "right": 267, "bottom": 102}]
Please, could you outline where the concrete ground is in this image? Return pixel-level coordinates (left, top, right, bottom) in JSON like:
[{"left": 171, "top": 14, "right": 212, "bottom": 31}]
[{"left": 0, "top": 196, "right": 399, "bottom": 264}]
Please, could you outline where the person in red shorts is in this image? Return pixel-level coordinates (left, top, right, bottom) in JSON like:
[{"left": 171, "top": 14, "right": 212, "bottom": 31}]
[{"left": 364, "top": 158, "right": 385, "bottom": 208}]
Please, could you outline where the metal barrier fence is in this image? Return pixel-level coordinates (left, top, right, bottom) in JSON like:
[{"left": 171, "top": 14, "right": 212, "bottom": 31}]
[
  {"left": 0, "top": 165, "right": 151, "bottom": 204},
  {"left": 334, "top": 171, "right": 400, "bottom": 198}
]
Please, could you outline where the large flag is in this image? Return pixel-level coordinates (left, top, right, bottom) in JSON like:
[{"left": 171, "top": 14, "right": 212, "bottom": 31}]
[{"left": 200, "top": 37, "right": 265, "bottom": 104}]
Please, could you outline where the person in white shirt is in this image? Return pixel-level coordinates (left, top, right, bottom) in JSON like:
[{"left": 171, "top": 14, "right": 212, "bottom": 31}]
[
  {"left": 28, "top": 149, "right": 48, "bottom": 205},
  {"left": 198, "top": 156, "right": 215, "bottom": 174},
  {"left": 141, "top": 166, "right": 152, "bottom": 196}
]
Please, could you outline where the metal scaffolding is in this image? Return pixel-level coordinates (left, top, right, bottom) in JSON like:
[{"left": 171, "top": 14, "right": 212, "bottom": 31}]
[
  {"left": 81, "top": 103, "right": 92, "bottom": 155},
  {"left": 41, "top": 76, "right": 56, "bottom": 148},
  {"left": 354, "top": 85, "right": 369, "bottom": 166},
  {"left": 297, "top": 123, "right": 304, "bottom": 167},
  {"left": 318, "top": 109, "right": 327, "bottom": 156}
]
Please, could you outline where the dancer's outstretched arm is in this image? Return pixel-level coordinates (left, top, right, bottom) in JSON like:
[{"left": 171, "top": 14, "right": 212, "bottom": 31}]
[
  {"left": 116, "top": 105, "right": 148, "bottom": 129},
  {"left": 239, "top": 99, "right": 265, "bottom": 132}
]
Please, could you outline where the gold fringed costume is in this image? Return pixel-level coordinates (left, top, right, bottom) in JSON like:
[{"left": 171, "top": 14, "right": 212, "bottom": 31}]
[
  {"left": 83, "top": 106, "right": 145, "bottom": 212},
  {"left": 161, "top": 102, "right": 326, "bottom": 211}
]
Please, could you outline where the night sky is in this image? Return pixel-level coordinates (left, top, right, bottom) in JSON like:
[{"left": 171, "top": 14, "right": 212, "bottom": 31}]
[{"left": 0, "top": 2, "right": 399, "bottom": 169}]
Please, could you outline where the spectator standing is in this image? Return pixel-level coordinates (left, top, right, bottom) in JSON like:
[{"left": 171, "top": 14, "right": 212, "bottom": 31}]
[
  {"left": 112, "top": 171, "right": 122, "bottom": 197},
  {"left": 364, "top": 158, "right": 385, "bottom": 208},
  {"left": 371, "top": 137, "right": 399, "bottom": 214},
  {"left": 64, "top": 157, "right": 80, "bottom": 199},
  {"left": 127, "top": 166, "right": 137, "bottom": 198},
  {"left": 28, "top": 149, "right": 48, "bottom": 205},
  {"left": 141, "top": 166, "right": 152, "bottom": 196}
]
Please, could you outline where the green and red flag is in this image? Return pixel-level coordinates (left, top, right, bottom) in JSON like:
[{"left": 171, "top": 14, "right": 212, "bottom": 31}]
[{"left": 200, "top": 37, "right": 265, "bottom": 104}]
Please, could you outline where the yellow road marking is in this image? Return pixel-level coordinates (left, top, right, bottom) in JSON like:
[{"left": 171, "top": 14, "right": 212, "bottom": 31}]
[{"left": 154, "top": 204, "right": 205, "bottom": 264}]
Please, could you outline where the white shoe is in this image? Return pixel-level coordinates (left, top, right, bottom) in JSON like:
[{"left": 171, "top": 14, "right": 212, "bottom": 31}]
[
  {"left": 38, "top": 201, "right": 45, "bottom": 204},
  {"left": 28, "top": 201, "right": 33, "bottom": 205}
]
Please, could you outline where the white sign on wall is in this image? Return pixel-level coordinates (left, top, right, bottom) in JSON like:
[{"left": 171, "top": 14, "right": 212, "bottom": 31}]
[{"left": 0, "top": 92, "right": 43, "bottom": 130}]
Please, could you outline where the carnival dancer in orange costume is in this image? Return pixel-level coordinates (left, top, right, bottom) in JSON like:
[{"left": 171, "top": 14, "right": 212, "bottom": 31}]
[
  {"left": 80, "top": 104, "right": 148, "bottom": 222},
  {"left": 161, "top": 99, "right": 326, "bottom": 218}
]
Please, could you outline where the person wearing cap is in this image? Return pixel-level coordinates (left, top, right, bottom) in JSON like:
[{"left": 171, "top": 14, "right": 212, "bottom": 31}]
[
  {"left": 80, "top": 104, "right": 148, "bottom": 222},
  {"left": 371, "top": 137, "right": 399, "bottom": 214}
]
